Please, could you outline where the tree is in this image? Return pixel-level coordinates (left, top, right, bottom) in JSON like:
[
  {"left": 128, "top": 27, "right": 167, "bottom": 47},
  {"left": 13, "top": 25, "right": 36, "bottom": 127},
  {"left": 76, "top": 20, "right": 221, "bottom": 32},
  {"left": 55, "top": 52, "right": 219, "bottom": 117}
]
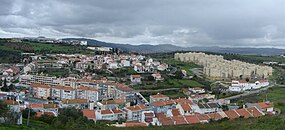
[{"left": 22, "top": 108, "right": 36, "bottom": 119}]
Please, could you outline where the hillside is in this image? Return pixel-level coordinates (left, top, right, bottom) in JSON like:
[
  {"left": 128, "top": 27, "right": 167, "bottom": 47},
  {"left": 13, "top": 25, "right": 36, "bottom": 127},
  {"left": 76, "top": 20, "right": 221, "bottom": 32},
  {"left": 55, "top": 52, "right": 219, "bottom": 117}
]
[
  {"left": 63, "top": 38, "right": 285, "bottom": 55},
  {"left": 0, "top": 39, "right": 90, "bottom": 63}
]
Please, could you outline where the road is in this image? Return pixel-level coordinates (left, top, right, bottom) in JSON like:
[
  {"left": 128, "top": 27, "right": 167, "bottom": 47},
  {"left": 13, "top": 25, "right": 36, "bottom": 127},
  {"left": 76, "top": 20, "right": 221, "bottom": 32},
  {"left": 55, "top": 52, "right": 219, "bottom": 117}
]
[{"left": 224, "top": 84, "right": 275, "bottom": 100}]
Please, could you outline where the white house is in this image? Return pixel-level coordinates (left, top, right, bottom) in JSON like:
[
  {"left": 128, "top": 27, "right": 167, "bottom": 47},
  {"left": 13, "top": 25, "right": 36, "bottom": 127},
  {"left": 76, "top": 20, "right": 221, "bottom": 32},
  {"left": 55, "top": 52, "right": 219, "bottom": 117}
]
[
  {"left": 130, "top": 74, "right": 142, "bottom": 84},
  {"left": 124, "top": 105, "right": 151, "bottom": 122}
]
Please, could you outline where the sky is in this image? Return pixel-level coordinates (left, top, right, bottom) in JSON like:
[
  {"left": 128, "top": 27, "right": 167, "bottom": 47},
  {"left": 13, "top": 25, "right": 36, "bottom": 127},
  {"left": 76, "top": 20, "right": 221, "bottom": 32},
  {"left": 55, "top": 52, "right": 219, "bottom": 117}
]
[{"left": 1, "top": 0, "right": 285, "bottom": 48}]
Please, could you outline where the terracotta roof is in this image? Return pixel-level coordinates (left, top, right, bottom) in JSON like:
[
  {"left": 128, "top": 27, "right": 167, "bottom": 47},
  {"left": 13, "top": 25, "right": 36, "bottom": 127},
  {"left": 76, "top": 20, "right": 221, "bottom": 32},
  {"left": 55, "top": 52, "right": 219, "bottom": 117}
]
[
  {"left": 207, "top": 112, "right": 223, "bottom": 120},
  {"left": 224, "top": 110, "right": 240, "bottom": 120},
  {"left": 31, "top": 83, "right": 50, "bottom": 89},
  {"left": 112, "top": 109, "right": 125, "bottom": 114},
  {"left": 62, "top": 99, "right": 88, "bottom": 104},
  {"left": 180, "top": 103, "right": 192, "bottom": 111},
  {"left": 125, "top": 122, "right": 148, "bottom": 127},
  {"left": 246, "top": 107, "right": 264, "bottom": 117},
  {"left": 150, "top": 94, "right": 169, "bottom": 99},
  {"left": 43, "top": 104, "right": 58, "bottom": 109},
  {"left": 159, "top": 117, "right": 174, "bottom": 126},
  {"left": 3, "top": 100, "right": 18, "bottom": 105},
  {"left": 126, "top": 105, "right": 150, "bottom": 111},
  {"left": 239, "top": 80, "right": 248, "bottom": 83},
  {"left": 151, "top": 100, "right": 175, "bottom": 107},
  {"left": 116, "top": 84, "right": 133, "bottom": 91},
  {"left": 82, "top": 110, "right": 96, "bottom": 119},
  {"left": 78, "top": 86, "right": 98, "bottom": 91},
  {"left": 193, "top": 87, "right": 204, "bottom": 90},
  {"left": 29, "top": 104, "right": 44, "bottom": 109},
  {"left": 196, "top": 114, "right": 210, "bottom": 121},
  {"left": 155, "top": 112, "right": 166, "bottom": 119},
  {"left": 144, "top": 112, "right": 154, "bottom": 117},
  {"left": 173, "top": 98, "right": 193, "bottom": 105},
  {"left": 236, "top": 109, "right": 252, "bottom": 118},
  {"left": 258, "top": 102, "right": 273, "bottom": 109},
  {"left": 185, "top": 115, "right": 200, "bottom": 124},
  {"left": 100, "top": 110, "right": 113, "bottom": 115},
  {"left": 100, "top": 99, "right": 125, "bottom": 105},
  {"left": 131, "top": 74, "right": 141, "bottom": 78},
  {"left": 172, "top": 116, "right": 188, "bottom": 125},
  {"left": 171, "top": 108, "right": 181, "bottom": 116},
  {"left": 259, "top": 80, "right": 268, "bottom": 83}
]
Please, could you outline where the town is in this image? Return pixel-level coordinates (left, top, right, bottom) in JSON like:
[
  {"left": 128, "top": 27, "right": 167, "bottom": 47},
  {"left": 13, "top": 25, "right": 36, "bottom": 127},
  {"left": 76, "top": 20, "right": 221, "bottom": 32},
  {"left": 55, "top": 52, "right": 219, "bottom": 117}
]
[{"left": 0, "top": 43, "right": 277, "bottom": 128}]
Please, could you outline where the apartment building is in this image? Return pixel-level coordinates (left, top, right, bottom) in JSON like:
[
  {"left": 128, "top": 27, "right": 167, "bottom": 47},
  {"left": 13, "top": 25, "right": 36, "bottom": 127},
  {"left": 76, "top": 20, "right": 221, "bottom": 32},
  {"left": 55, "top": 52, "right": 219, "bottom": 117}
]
[
  {"left": 175, "top": 52, "right": 273, "bottom": 79},
  {"left": 77, "top": 86, "right": 99, "bottom": 101},
  {"left": 31, "top": 83, "right": 51, "bottom": 99}
]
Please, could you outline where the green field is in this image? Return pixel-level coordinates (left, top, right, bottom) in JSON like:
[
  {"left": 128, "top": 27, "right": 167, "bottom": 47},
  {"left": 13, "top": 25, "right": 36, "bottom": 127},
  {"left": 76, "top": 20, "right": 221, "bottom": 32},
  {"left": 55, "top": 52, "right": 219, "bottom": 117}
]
[
  {"left": 133, "top": 79, "right": 204, "bottom": 90},
  {"left": 0, "top": 39, "right": 91, "bottom": 63},
  {"left": 232, "top": 86, "right": 285, "bottom": 111}
]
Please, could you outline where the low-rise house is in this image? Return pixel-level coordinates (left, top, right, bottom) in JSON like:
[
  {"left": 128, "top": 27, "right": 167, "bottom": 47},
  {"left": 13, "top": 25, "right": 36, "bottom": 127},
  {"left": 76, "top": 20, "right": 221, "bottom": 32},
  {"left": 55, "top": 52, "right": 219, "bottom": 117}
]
[
  {"left": 149, "top": 93, "right": 169, "bottom": 103},
  {"left": 98, "top": 99, "right": 126, "bottom": 110},
  {"left": 31, "top": 83, "right": 51, "bottom": 99},
  {"left": 257, "top": 102, "right": 274, "bottom": 113},
  {"left": 176, "top": 102, "right": 193, "bottom": 115},
  {"left": 141, "top": 111, "right": 156, "bottom": 124},
  {"left": 130, "top": 74, "right": 142, "bottom": 84},
  {"left": 150, "top": 100, "right": 176, "bottom": 113},
  {"left": 189, "top": 87, "right": 205, "bottom": 94},
  {"left": 151, "top": 73, "right": 163, "bottom": 81},
  {"left": 197, "top": 102, "right": 221, "bottom": 114},
  {"left": 95, "top": 109, "right": 126, "bottom": 121},
  {"left": 124, "top": 105, "right": 151, "bottom": 122},
  {"left": 82, "top": 109, "right": 96, "bottom": 122},
  {"left": 188, "top": 93, "right": 215, "bottom": 103}
]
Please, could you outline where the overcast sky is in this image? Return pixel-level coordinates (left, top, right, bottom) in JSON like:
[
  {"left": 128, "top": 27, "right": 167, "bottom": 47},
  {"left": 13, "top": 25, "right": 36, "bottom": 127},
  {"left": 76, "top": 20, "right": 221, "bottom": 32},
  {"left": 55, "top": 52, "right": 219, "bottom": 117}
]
[{"left": 1, "top": 0, "right": 285, "bottom": 48}]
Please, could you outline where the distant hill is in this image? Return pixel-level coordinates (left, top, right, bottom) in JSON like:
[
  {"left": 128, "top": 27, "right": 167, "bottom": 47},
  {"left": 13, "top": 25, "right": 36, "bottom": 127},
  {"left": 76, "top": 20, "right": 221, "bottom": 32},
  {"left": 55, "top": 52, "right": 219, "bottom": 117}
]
[
  {"left": 62, "top": 38, "right": 285, "bottom": 55},
  {"left": 62, "top": 38, "right": 186, "bottom": 53}
]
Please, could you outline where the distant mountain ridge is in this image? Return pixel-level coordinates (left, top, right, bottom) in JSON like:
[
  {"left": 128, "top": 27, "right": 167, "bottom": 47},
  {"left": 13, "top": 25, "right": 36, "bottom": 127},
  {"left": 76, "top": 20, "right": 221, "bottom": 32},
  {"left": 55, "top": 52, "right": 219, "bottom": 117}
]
[{"left": 62, "top": 38, "right": 285, "bottom": 55}]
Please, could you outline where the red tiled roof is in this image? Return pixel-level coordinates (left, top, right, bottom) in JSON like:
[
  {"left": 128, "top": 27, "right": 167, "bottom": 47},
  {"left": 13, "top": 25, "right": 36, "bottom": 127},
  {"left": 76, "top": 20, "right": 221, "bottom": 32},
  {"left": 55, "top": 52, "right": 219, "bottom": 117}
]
[
  {"left": 31, "top": 83, "right": 50, "bottom": 89},
  {"left": 144, "top": 112, "right": 154, "bottom": 117},
  {"left": 150, "top": 94, "right": 169, "bottom": 99},
  {"left": 43, "top": 104, "right": 58, "bottom": 108},
  {"left": 100, "top": 110, "right": 113, "bottom": 115},
  {"left": 207, "top": 112, "right": 223, "bottom": 120},
  {"left": 246, "top": 107, "right": 264, "bottom": 117},
  {"left": 171, "top": 108, "right": 181, "bottom": 117},
  {"left": 236, "top": 109, "right": 252, "bottom": 118},
  {"left": 224, "top": 110, "right": 240, "bottom": 120},
  {"left": 112, "top": 109, "right": 124, "bottom": 114},
  {"left": 100, "top": 99, "right": 125, "bottom": 105},
  {"left": 196, "top": 114, "right": 210, "bottom": 121},
  {"left": 126, "top": 105, "right": 150, "bottom": 111},
  {"left": 62, "top": 99, "right": 88, "bottom": 104},
  {"left": 131, "top": 75, "right": 141, "bottom": 78},
  {"left": 180, "top": 103, "right": 192, "bottom": 111},
  {"left": 82, "top": 110, "right": 96, "bottom": 119},
  {"left": 173, "top": 98, "right": 193, "bottom": 105},
  {"left": 258, "top": 102, "right": 273, "bottom": 109},
  {"left": 29, "top": 104, "right": 44, "bottom": 109},
  {"left": 159, "top": 117, "right": 174, "bottom": 126},
  {"left": 3, "top": 100, "right": 18, "bottom": 105},
  {"left": 151, "top": 100, "right": 174, "bottom": 107},
  {"left": 78, "top": 86, "right": 98, "bottom": 92},
  {"left": 185, "top": 115, "right": 200, "bottom": 124},
  {"left": 172, "top": 116, "right": 188, "bottom": 125}
]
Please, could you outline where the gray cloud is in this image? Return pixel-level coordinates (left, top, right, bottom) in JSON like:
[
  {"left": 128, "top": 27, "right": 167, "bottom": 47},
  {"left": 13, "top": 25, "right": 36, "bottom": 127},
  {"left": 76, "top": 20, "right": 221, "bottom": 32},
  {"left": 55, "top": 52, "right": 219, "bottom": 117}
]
[{"left": 0, "top": 0, "right": 285, "bottom": 48}]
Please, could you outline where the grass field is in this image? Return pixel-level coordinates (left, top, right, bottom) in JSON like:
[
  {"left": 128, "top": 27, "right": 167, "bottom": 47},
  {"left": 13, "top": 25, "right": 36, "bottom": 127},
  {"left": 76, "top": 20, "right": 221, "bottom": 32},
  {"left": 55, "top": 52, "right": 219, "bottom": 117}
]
[
  {"left": 133, "top": 79, "right": 203, "bottom": 90},
  {"left": 232, "top": 86, "right": 285, "bottom": 111}
]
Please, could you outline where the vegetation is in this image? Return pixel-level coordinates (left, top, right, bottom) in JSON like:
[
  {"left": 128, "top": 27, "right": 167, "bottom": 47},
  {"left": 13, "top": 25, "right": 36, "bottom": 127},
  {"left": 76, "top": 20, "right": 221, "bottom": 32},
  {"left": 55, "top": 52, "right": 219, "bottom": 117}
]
[
  {"left": 232, "top": 86, "right": 285, "bottom": 112},
  {"left": 0, "top": 39, "right": 91, "bottom": 63},
  {"left": 141, "top": 90, "right": 186, "bottom": 101}
]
